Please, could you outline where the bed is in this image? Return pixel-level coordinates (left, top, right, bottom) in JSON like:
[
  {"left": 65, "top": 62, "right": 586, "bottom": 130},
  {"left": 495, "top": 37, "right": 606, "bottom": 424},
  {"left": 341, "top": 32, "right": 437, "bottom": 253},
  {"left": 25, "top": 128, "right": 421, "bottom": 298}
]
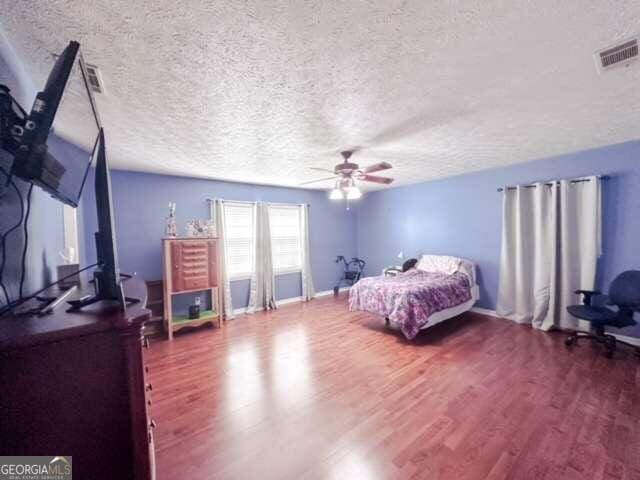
[{"left": 349, "top": 255, "right": 479, "bottom": 340}]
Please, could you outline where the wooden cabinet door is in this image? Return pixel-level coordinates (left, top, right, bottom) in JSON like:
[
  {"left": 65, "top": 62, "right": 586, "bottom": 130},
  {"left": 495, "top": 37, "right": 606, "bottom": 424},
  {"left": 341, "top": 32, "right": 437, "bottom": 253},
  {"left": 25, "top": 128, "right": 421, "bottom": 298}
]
[
  {"left": 174, "top": 241, "right": 209, "bottom": 292},
  {"left": 170, "top": 239, "right": 218, "bottom": 293},
  {"left": 121, "top": 326, "right": 155, "bottom": 480}
]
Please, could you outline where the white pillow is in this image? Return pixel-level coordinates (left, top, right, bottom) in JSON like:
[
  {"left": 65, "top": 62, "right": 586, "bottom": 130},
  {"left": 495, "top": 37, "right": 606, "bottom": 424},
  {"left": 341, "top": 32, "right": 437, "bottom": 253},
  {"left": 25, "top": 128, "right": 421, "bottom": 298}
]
[{"left": 416, "top": 255, "right": 476, "bottom": 285}]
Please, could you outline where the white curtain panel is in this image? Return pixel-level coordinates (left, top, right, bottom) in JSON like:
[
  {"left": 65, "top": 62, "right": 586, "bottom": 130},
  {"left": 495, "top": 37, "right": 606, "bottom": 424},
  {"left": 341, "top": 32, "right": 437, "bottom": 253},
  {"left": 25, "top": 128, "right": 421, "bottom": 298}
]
[
  {"left": 496, "top": 176, "right": 601, "bottom": 331},
  {"left": 215, "top": 200, "right": 235, "bottom": 320},
  {"left": 247, "top": 202, "right": 277, "bottom": 313},
  {"left": 300, "top": 204, "right": 315, "bottom": 301},
  {"left": 549, "top": 178, "right": 602, "bottom": 329}
]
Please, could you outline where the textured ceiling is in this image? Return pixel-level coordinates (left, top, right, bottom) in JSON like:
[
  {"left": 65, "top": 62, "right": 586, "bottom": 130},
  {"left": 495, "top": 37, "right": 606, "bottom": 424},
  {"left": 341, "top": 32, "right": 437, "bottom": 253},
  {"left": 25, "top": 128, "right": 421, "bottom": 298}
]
[{"left": 1, "top": 1, "right": 639, "bottom": 191}]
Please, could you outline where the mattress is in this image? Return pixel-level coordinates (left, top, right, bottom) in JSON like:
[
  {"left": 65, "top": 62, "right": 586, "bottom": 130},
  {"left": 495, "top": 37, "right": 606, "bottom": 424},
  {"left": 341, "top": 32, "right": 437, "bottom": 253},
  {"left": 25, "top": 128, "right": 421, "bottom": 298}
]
[
  {"left": 349, "top": 269, "right": 475, "bottom": 340},
  {"left": 421, "top": 284, "right": 479, "bottom": 329}
]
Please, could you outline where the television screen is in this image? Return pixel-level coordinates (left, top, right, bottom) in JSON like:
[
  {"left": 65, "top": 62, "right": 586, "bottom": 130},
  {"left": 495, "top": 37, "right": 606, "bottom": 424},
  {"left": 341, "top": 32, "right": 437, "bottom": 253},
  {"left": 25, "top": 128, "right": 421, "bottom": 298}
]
[
  {"left": 46, "top": 50, "right": 100, "bottom": 206},
  {"left": 10, "top": 42, "right": 100, "bottom": 207}
]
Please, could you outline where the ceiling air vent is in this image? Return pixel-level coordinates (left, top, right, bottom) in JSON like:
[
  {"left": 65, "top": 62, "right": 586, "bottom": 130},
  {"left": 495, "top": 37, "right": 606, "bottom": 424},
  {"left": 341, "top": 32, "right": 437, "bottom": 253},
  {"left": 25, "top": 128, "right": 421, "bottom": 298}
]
[
  {"left": 594, "top": 37, "right": 638, "bottom": 73},
  {"left": 84, "top": 63, "right": 105, "bottom": 94}
]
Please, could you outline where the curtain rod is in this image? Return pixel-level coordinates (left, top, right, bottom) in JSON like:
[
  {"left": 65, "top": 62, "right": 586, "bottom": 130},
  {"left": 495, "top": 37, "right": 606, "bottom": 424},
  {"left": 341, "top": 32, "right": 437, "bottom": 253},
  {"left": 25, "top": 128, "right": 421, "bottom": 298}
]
[
  {"left": 205, "top": 198, "right": 310, "bottom": 207},
  {"left": 497, "top": 175, "right": 610, "bottom": 192}
]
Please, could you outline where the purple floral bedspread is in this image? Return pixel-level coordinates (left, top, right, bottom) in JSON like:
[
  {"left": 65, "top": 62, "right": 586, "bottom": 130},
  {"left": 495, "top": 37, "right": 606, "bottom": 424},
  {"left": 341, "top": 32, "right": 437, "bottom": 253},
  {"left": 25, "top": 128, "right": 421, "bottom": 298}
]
[{"left": 349, "top": 270, "right": 472, "bottom": 339}]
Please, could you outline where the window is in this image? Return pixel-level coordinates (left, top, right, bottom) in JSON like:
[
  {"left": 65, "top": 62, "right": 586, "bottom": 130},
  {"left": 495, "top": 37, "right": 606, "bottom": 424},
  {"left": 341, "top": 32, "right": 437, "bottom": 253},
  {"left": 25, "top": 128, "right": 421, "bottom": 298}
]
[
  {"left": 222, "top": 202, "right": 303, "bottom": 280},
  {"left": 269, "top": 205, "right": 302, "bottom": 274},
  {"left": 223, "top": 202, "right": 255, "bottom": 279},
  {"left": 62, "top": 204, "right": 79, "bottom": 264}
]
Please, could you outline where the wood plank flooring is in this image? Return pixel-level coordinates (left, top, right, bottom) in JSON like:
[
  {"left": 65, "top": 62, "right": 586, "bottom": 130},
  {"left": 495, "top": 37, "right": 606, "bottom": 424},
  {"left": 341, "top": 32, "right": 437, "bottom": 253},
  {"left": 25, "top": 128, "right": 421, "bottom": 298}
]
[{"left": 146, "top": 294, "right": 640, "bottom": 480}]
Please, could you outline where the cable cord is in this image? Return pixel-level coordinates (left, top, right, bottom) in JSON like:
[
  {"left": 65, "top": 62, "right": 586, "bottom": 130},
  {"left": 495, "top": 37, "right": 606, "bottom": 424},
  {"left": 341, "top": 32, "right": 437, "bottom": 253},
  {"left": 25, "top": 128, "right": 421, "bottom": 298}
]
[
  {"left": 0, "top": 261, "right": 100, "bottom": 316},
  {"left": 18, "top": 183, "right": 33, "bottom": 299},
  {"left": 0, "top": 166, "right": 25, "bottom": 305}
]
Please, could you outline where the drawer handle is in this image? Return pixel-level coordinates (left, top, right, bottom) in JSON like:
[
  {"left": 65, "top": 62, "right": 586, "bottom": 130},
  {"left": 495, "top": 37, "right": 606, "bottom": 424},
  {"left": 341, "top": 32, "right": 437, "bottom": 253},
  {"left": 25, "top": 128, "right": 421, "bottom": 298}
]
[
  {"left": 143, "top": 337, "right": 150, "bottom": 349},
  {"left": 145, "top": 365, "right": 149, "bottom": 374},
  {"left": 150, "top": 419, "right": 157, "bottom": 429},
  {"left": 145, "top": 383, "right": 153, "bottom": 392},
  {"left": 148, "top": 399, "right": 152, "bottom": 406}
]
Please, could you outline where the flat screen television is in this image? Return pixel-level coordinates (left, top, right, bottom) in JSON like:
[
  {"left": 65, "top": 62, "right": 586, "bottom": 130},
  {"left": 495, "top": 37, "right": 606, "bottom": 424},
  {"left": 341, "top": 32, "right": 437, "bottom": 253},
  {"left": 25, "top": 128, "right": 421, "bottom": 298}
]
[
  {"left": 66, "top": 127, "right": 125, "bottom": 310},
  {"left": 10, "top": 41, "right": 100, "bottom": 207}
]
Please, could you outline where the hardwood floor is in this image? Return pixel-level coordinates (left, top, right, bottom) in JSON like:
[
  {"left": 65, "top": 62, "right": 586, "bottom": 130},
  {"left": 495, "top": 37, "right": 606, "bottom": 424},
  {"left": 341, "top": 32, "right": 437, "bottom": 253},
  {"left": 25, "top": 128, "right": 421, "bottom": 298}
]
[{"left": 146, "top": 294, "right": 640, "bottom": 480}]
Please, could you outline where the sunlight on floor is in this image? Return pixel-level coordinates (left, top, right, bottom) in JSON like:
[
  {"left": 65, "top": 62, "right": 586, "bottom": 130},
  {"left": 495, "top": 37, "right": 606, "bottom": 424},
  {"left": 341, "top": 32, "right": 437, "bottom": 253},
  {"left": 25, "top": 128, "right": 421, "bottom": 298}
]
[
  {"left": 224, "top": 340, "right": 265, "bottom": 428},
  {"left": 272, "top": 326, "right": 313, "bottom": 408}
]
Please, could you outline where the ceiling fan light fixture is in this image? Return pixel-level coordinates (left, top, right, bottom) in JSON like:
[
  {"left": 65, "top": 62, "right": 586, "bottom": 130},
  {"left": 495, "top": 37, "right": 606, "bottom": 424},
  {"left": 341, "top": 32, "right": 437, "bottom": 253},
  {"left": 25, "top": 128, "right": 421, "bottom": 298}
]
[
  {"left": 346, "top": 186, "right": 362, "bottom": 200},
  {"left": 329, "top": 188, "right": 344, "bottom": 200},
  {"left": 308, "top": 150, "right": 394, "bottom": 199}
]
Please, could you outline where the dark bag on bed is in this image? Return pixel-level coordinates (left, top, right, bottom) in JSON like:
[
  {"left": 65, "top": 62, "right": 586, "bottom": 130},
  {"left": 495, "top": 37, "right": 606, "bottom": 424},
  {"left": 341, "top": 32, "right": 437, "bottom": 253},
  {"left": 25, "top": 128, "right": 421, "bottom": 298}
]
[{"left": 402, "top": 258, "right": 418, "bottom": 272}]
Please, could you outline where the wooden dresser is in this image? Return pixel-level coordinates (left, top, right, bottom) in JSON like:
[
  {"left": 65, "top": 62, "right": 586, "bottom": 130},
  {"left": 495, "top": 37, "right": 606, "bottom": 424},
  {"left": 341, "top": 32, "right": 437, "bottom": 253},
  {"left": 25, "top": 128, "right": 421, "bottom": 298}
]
[
  {"left": 162, "top": 237, "right": 222, "bottom": 339},
  {"left": 0, "top": 277, "right": 155, "bottom": 480}
]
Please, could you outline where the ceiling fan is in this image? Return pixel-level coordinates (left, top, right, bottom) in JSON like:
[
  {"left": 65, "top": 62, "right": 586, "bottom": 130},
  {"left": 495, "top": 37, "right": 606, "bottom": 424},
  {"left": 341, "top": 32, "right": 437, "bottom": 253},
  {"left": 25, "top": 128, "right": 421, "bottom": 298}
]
[{"left": 300, "top": 150, "right": 394, "bottom": 200}]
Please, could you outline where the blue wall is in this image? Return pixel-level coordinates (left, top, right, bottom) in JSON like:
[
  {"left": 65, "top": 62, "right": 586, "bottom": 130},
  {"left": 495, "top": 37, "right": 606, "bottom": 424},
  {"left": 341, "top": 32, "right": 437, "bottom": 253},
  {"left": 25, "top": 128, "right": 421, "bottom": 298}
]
[
  {"left": 81, "top": 169, "right": 357, "bottom": 310},
  {"left": 355, "top": 140, "right": 640, "bottom": 337},
  {"left": 76, "top": 140, "right": 638, "bottom": 336}
]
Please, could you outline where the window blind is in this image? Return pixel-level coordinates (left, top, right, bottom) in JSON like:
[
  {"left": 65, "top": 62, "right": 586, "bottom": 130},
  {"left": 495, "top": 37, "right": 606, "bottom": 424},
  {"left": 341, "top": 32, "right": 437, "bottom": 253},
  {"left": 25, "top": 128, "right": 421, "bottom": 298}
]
[
  {"left": 223, "top": 202, "right": 255, "bottom": 278},
  {"left": 269, "top": 205, "right": 302, "bottom": 273}
]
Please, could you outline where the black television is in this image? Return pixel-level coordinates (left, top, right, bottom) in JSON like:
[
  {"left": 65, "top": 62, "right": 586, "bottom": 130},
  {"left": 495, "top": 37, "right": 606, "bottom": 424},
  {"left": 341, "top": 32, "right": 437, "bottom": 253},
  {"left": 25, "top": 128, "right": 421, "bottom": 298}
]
[
  {"left": 66, "top": 127, "right": 138, "bottom": 311},
  {"left": 0, "top": 41, "right": 136, "bottom": 313},
  {"left": 10, "top": 41, "right": 99, "bottom": 207}
]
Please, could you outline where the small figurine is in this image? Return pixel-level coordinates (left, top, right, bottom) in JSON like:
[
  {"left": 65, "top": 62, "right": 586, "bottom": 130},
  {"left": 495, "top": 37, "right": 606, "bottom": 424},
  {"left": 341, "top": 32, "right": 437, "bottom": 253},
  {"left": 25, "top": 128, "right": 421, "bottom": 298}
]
[
  {"left": 193, "top": 220, "right": 206, "bottom": 236},
  {"left": 185, "top": 220, "right": 196, "bottom": 237},
  {"left": 165, "top": 202, "right": 177, "bottom": 237},
  {"left": 205, "top": 219, "right": 217, "bottom": 237},
  {"left": 185, "top": 219, "right": 214, "bottom": 237}
]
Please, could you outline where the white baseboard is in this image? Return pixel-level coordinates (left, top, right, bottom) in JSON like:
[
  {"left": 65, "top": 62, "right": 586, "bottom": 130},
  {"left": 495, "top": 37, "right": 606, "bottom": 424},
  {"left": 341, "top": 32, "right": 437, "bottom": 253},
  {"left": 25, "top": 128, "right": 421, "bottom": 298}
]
[
  {"left": 613, "top": 333, "right": 640, "bottom": 347},
  {"left": 278, "top": 296, "right": 304, "bottom": 305},
  {"left": 315, "top": 287, "right": 350, "bottom": 297},
  {"left": 468, "top": 308, "right": 640, "bottom": 346},
  {"left": 232, "top": 287, "right": 350, "bottom": 316},
  {"left": 470, "top": 307, "right": 501, "bottom": 318}
]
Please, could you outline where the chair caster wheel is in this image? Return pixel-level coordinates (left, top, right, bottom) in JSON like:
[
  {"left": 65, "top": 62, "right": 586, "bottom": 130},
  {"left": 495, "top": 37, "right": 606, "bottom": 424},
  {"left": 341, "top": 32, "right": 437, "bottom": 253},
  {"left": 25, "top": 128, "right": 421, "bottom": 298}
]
[
  {"left": 565, "top": 336, "right": 576, "bottom": 347},
  {"left": 603, "top": 337, "right": 616, "bottom": 358}
]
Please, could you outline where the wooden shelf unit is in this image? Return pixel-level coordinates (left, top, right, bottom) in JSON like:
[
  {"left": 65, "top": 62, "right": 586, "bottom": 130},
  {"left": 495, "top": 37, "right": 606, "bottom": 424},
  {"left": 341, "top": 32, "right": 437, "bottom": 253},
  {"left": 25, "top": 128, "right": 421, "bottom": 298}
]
[{"left": 162, "top": 237, "right": 222, "bottom": 339}]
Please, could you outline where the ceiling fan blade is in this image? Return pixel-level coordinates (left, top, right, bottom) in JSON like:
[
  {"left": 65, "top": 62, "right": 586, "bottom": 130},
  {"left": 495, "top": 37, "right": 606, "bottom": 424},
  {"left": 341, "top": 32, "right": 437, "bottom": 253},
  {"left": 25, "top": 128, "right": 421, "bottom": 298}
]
[
  {"left": 363, "top": 161, "right": 392, "bottom": 174},
  {"left": 360, "top": 174, "right": 394, "bottom": 184},
  {"left": 298, "top": 176, "right": 337, "bottom": 186}
]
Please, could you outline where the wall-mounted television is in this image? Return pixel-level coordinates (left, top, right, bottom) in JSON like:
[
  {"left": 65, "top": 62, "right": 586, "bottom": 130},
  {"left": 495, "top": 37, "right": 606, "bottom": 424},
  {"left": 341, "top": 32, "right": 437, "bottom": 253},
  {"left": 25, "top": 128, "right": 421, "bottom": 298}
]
[{"left": 9, "top": 41, "right": 100, "bottom": 207}]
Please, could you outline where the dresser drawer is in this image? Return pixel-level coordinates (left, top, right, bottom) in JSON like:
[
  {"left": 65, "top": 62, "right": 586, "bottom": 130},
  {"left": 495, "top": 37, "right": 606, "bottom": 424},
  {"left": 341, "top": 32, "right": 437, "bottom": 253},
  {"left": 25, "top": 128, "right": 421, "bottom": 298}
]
[
  {"left": 183, "top": 276, "right": 209, "bottom": 291},
  {"left": 170, "top": 240, "right": 217, "bottom": 292}
]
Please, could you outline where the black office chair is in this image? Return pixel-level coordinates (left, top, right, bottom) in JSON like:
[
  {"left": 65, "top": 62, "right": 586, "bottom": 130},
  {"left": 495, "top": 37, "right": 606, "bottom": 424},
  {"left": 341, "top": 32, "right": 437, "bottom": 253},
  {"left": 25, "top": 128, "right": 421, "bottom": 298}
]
[{"left": 565, "top": 270, "right": 640, "bottom": 358}]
